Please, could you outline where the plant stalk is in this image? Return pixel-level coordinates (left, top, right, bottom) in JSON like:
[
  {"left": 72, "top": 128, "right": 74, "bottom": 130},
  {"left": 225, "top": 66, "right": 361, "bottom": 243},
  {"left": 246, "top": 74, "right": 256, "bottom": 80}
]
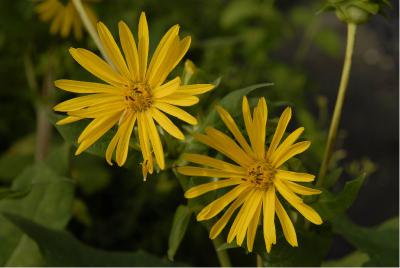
[
  {"left": 211, "top": 237, "right": 232, "bottom": 267},
  {"left": 71, "top": 0, "right": 112, "bottom": 64},
  {"left": 317, "top": 23, "right": 357, "bottom": 187}
]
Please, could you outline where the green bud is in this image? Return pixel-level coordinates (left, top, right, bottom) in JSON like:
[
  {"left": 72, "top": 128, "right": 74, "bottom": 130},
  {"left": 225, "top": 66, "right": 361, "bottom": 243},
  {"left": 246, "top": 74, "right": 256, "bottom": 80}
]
[
  {"left": 320, "top": 0, "right": 391, "bottom": 25},
  {"left": 335, "top": 5, "right": 373, "bottom": 24}
]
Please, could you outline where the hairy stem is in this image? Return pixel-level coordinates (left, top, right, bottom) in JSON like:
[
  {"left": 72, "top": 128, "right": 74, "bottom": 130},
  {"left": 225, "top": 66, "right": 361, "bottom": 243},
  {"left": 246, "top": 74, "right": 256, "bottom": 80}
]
[
  {"left": 71, "top": 0, "right": 112, "bottom": 64},
  {"left": 317, "top": 23, "right": 357, "bottom": 187}
]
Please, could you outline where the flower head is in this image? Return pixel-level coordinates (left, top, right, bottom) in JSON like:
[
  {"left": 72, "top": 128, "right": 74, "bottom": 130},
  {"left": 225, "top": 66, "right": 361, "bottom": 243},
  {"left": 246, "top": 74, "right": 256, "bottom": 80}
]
[
  {"left": 177, "top": 97, "right": 322, "bottom": 253},
  {"left": 35, "top": 0, "right": 97, "bottom": 40},
  {"left": 53, "top": 12, "right": 214, "bottom": 178}
]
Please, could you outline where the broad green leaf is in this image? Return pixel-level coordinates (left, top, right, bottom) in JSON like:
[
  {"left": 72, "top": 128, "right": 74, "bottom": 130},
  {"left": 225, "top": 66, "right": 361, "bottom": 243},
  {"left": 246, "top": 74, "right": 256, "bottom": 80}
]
[
  {"left": 255, "top": 227, "right": 332, "bottom": 266},
  {"left": 4, "top": 213, "right": 174, "bottom": 267},
  {"left": 0, "top": 162, "right": 74, "bottom": 266},
  {"left": 332, "top": 216, "right": 399, "bottom": 266},
  {"left": 167, "top": 205, "right": 192, "bottom": 261},
  {"left": 315, "top": 174, "right": 366, "bottom": 220},
  {"left": 322, "top": 250, "right": 369, "bottom": 267}
]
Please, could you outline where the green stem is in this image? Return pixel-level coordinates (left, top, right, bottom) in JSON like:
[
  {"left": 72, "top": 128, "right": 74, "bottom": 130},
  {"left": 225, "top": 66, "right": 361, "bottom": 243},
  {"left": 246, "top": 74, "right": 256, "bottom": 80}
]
[
  {"left": 71, "top": 0, "right": 112, "bottom": 65},
  {"left": 317, "top": 23, "right": 357, "bottom": 187},
  {"left": 211, "top": 237, "right": 232, "bottom": 267}
]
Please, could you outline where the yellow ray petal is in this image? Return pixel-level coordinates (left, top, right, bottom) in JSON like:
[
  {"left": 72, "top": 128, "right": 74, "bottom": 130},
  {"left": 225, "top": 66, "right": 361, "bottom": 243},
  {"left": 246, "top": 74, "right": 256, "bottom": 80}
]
[
  {"left": 36, "top": 0, "right": 59, "bottom": 19},
  {"left": 56, "top": 116, "right": 82, "bottom": 125},
  {"left": 275, "top": 170, "right": 315, "bottom": 182},
  {"left": 146, "top": 25, "right": 180, "bottom": 87},
  {"left": 72, "top": 10, "right": 83, "bottom": 40},
  {"left": 116, "top": 112, "right": 137, "bottom": 166},
  {"left": 291, "top": 200, "right": 323, "bottom": 225},
  {"left": 153, "top": 36, "right": 191, "bottom": 88},
  {"left": 227, "top": 188, "right": 255, "bottom": 243},
  {"left": 151, "top": 108, "right": 184, "bottom": 140},
  {"left": 67, "top": 102, "right": 125, "bottom": 118},
  {"left": 270, "top": 127, "right": 304, "bottom": 163},
  {"left": 152, "top": 77, "right": 181, "bottom": 99},
  {"left": 275, "top": 179, "right": 322, "bottom": 225},
  {"left": 285, "top": 181, "right": 322, "bottom": 195},
  {"left": 69, "top": 48, "right": 127, "bottom": 87},
  {"left": 60, "top": 3, "right": 73, "bottom": 37},
  {"left": 50, "top": 7, "right": 64, "bottom": 34},
  {"left": 97, "top": 22, "right": 130, "bottom": 77},
  {"left": 275, "top": 198, "right": 298, "bottom": 247},
  {"left": 105, "top": 130, "right": 121, "bottom": 165},
  {"left": 145, "top": 111, "right": 165, "bottom": 169},
  {"left": 197, "top": 184, "right": 249, "bottom": 221},
  {"left": 159, "top": 94, "right": 199, "bottom": 106},
  {"left": 252, "top": 98, "right": 268, "bottom": 159},
  {"left": 153, "top": 102, "right": 197, "bottom": 125},
  {"left": 176, "top": 84, "right": 215, "bottom": 95},
  {"left": 272, "top": 141, "right": 311, "bottom": 168},
  {"left": 54, "top": 94, "right": 123, "bottom": 112},
  {"left": 236, "top": 189, "right": 263, "bottom": 246},
  {"left": 77, "top": 113, "right": 119, "bottom": 143},
  {"left": 209, "top": 190, "right": 248, "bottom": 239},
  {"left": 54, "top": 79, "right": 122, "bottom": 94},
  {"left": 138, "top": 12, "right": 149, "bottom": 81},
  {"left": 75, "top": 114, "right": 120, "bottom": 155},
  {"left": 242, "top": 97, "right": 257, "bottom": 155},
  {"left": 267, "top": 107, "right": 292, "bottom": 157},
  {"left": 177, "top": 166, "right": 246, "bottom": 178},
  {"left": 138, "top": 112, "right": 152, "bottom": 169},
  {"left": 246, "top": 201, "right": 262, "bottom": 252},
  {"left": 184, "top": 178, "right": 242, "bottom": 199},
  {"left": 182, "top": 153, "right": 245, "bottom": 174},
  {"left": 263, "top": 186, "right": 276, "bottom": 253},
  {"left": 118, "top": 21, "right": 140, "bottom": 80},
  {"left": 274, "top": 177, "right": 303, "bottom": 204},
  {"left": 216, "top": 106, "right": 253, "bottom": 156},
  {"left": 204, "top": 127, "right": 253, "bottom": 167}
]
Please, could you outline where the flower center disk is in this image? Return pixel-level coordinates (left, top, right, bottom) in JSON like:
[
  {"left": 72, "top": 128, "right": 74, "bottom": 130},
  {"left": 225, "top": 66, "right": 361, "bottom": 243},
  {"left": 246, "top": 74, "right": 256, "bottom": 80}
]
[
  {"left": 246, "top": 161, "right": 275, "bottom": 189},
  {"left": 125, "top": 82, "right": 153, "bottom": 112}
]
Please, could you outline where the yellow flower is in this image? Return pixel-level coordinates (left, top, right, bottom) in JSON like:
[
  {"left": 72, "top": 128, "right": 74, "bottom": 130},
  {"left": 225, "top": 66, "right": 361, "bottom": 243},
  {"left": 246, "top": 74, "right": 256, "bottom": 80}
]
[
  {"left": 53, "top": 12, "right": 214, "bottom": 179},
  {"left": 35, "top": 0, "right": 97, "bottom": 40},
  {"left": 177, "top": 97, "right": 322, "bottom": 253}
]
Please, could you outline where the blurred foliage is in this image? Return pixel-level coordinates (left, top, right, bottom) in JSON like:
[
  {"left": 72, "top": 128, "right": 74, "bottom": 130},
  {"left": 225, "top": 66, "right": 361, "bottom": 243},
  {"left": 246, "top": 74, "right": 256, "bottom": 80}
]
[{"left": 0, "top": 0, "right": 397, "bottom": 266}]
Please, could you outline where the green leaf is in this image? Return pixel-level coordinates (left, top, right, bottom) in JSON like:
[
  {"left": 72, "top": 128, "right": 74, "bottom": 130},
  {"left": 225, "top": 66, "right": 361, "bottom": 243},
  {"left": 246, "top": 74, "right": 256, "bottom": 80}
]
[
  {"left": 315, "top": 174, "right": 366, "bottom": 220},
  {"left": 4, "top": 213, "right": 175, "bottom": 267},
  {"left": 200, "top": 82, "right": 273, "bottom": 131},
  {"left": 0, "top": 187, "right": 31, "bottom": 200},
  {"left": 168, "top": 205, "right": 192, "bottom": 261},
  {"left": 332, "top": 216, "right": 399, "bottom": 266},
  {"left": 255, "top": 227, "right": 332, "bottom": 266},
  {"left": 322, "top": 250, "right": 369, "bottom": 267},
  {"left": 0, "top": 163, "right": 75, "bottom": 266}
]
